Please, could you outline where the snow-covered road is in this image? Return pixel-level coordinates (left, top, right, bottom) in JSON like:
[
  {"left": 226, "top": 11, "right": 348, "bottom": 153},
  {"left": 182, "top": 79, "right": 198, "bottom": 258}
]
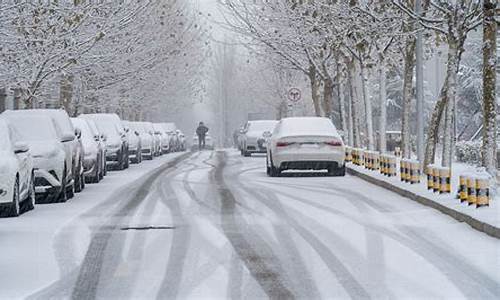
[{"left": 1, "top": 150, "right": 499, "bottom": 299}]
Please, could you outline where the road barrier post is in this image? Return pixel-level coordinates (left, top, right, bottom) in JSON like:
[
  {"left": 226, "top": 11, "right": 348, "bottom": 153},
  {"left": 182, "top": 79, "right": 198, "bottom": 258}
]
[
  {"left": 409, "top": 160, "right": 420, "bottom": 184},
  {"left": 467, "top": 176, "right": 477, "bottom": 206},
  {"left": 373, "top": 152, "right": 380, "bottom": 171},
  {"left": 458, "top": 174, "right": 468, "bottom": 202},
  {"left": 395, "top": 147, "right": 401, "bottom": 157},
  {"left": 345, "top": 147, "right": 352, "bottom": 163},
  {"left": 388, "top": 156, "right": 397, "bottom": 177},
  {"left": 432, "top": 167, "right": 440, "bottom": 193},
  {"left": 426, "top": 165, "right": 434, "bottom": 190},
  {"left": 475, "top": 176, "right": 490, "bottom": 208},
  {"left": 439, "top": 167, "right": 451, "bottom": 194}
]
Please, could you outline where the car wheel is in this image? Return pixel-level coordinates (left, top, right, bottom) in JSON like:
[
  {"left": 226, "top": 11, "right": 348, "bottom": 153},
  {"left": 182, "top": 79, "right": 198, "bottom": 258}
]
[
  {"left": 7, "top": 177, "right": 20, "bottom": 217},
  {"left": 329, "top": 164, "right": 346, "bottom": 177},
  {"left": 25, "top": 173, "right": 35, "bottom": 211},
  {"left": 269, "top": 156, "right": 280, "bottom": 177}
]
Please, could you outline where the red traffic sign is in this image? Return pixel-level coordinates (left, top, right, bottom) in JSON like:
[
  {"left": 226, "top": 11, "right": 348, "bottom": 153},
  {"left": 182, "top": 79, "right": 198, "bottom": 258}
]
[{"left": 287, "top": 88, "right": 301, "bottom": 102}]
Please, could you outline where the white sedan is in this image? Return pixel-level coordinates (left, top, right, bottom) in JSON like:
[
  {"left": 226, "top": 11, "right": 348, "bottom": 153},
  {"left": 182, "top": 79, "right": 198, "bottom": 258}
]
[
  {"left": 266, "top": 117, "right": 345, "bottom": 177},
  {"left": 240, "top": 120, "right": 278, "bottom": 156},
  {"left": 0, "top": 119, "right": 35, "bottom": 217}
]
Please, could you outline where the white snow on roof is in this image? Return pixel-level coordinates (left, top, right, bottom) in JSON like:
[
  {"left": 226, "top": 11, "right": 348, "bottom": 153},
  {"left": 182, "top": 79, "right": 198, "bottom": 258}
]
[{"left": 278, "top": 117, "right": 340, "bottom": 138}]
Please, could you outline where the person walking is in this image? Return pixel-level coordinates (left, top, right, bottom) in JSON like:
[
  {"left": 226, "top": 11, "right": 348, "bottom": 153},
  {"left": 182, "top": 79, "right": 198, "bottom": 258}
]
[{"left": 196, "top": 122, "right": 209, "bottom": 150}]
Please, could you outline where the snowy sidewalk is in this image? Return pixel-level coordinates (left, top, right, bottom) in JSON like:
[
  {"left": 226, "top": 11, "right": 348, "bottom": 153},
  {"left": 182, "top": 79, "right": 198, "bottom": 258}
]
[{"left": 346, "top": 162, "right": 500, "bottom": 239}]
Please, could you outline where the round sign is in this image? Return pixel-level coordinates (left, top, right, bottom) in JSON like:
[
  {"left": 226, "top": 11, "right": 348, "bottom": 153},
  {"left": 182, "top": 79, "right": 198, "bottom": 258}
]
[{"left": 287, "top": 88, "right": 301, "bottom": 103}]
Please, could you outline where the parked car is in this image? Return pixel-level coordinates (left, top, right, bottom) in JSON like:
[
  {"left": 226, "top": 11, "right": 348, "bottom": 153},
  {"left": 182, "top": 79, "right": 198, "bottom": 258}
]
[
  {"left": 3, "top": 109, "right": 80, "bottom": 198},
  {"left": 163, "top": 123, "right": 179, "bottom": 151},
  {"left": 3, "top": 114, "right": 71, "bottom": 202},
  {"left": 266, "top": 117, "right": 346, "bottom": 177},
  {"left": 123, "top": 121, "right": 142, "bottom": 164},
  {"left": 83, "top": 118, "right": 107, "bottom": 178},
  {"left": 71, "top": 118, "right": 105, "bottom": 183},
  {"left": 131, "top": 122, "right": 155, "bottom": 160},
  {"left": 80, "top": 114, "right": 129, "bottom": 170},
  {"left": 141, "top": 122, "right": 160, "bottom": 156},
  {"left": 240, "top": 120, "right": 278, "bottom": 157},
  {"left": 153, "top": 123, "right": 167, "bottom": 155},
  {"left": 177, "top": 131, "right": 186, "bottom": 151},
  {"left": 0, "top": 119, "right": 35, "bottom": 217}
]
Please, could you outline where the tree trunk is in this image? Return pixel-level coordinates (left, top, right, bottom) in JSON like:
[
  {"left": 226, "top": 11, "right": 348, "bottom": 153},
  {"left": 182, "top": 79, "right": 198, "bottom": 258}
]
[
  {"left": 339, "top": 80, "right": 348, "bottom": 144},
  {"left": 322, "top": 76, "right": 334, "bottom": 119},
  {"left": 361, "top": 63, "right": 374, "bottom": 150},
  {"left": 0, "top": 88, "right": 6, "bottom": 113},
  {"left": 401, "top": 38, "right": 416, "bottom": 159},
  {"left": 348, "top": 61, "right": 361, "bottom": 147},
  {"left": 309, "top": 65, "right": 323, "bottom": 117},
  {"left": 423, "top": 79, "right": 448, "bottom": 168},
  {"left": 481, "top": 0, "right": 498, "bottom": 174},
  {"left": 378, "top": 62, "right": 387, "bottom": 153},
  {"left": 441, "top": 42, "right": 459, "bottom": 168},
  {"left": 60, "top": 74, "right": 74, "bottom": 113}
]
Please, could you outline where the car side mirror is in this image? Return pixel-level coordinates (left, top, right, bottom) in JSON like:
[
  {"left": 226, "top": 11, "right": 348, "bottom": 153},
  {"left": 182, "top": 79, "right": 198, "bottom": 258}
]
[
  {"left": 13, "top": 142, "right": 29, "bottom": 154},
  {"left": 75, "top": 128, "right": 82, "bottom": 139},
  {"left": 61, "top": 133, "right": 75, "bottom": 142},
  {"left": 263, "top": 131, "right": 272, "bottom": 138}
]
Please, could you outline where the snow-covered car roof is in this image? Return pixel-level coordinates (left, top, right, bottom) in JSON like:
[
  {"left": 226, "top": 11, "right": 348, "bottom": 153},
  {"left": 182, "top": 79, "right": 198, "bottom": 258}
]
[
  {"left": 4, "top": 114, "right": 59, "bottom": 142},
  {"left": 4, "top": 109, "right": 73, "bottom": 137},
  {"left": 80, "top": 113, "right": 125, "bottom": 132},
  {"left": 277, "top": 117, "right": 340, "bottom": 138}
]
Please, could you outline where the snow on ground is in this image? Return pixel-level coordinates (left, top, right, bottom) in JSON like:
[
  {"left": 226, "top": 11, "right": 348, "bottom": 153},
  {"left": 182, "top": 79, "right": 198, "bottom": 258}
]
[
  {"left": 347, "top": 160, "right": 500, "bottom": 230},
  {"left": 0, "top": 152, "right": 185, "bottom": 300},
  {"left": 1, "top": 149, "right": 499, "bottom": 299}
]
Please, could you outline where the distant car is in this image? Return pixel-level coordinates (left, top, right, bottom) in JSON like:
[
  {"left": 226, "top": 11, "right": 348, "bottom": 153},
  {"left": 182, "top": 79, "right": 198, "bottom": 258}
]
[
  {"left": 192, "top": 133, "right": 214, "bottom": 150},
  {"left": 266, "top": 117, "right": 346, "bottom": 177},
  {"left": 82, "top": 118, "right": 107, "bottom": 178},
  {"left": 3, "top": 114, "right": 71, "bottom": 202},
  {"left": 80, "top": 114, "right": 129, "bottom": 170},
  {"left": 140, "top": 122, "right": 160, "bottom": 156},
  {"left": 178, "top": 131, "right": 186, "bottom": 151},
  {"left": 71, "top": 118, "right": 105, "bottom": 183},
  {"left": 123, "top": 121, "right": 142, "bottom": 164},
  {"left": 0, "top": 119, "right": 35, "bottom": 217},
  {"left": 131, "top": 122, "right": 154, "bottom": 160},
  {"left": 3, "top": 109, "right": 79, "bottom": 199},
  {"left": 240, "top": 120, "right": 278, "bottom": 156},
  {"left": 153, "top": 123, "right": 168, "bottom": 155},
  {"left": 163, "top": 123, "right": 179, "bottom": 151}
]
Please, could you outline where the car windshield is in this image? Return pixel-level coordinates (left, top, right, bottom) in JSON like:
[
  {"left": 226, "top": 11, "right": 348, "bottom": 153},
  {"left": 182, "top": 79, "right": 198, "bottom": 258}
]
[
  {"left": 95, "top": 119, "right": 119, "bottom": 137},
  {"left": 248, "top": 121, "right": 277, "bottom": 132},
  {"left": 7, "top": 116, "right": 59, "bottom": 141}
]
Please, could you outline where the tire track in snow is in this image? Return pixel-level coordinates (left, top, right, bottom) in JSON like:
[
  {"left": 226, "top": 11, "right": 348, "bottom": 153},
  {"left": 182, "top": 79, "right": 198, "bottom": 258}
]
[
  {"left": 215, "top": 151, "right": 296, "bottom": 299},
  {"left": 70, "top": 152, "right": 191, "bottom": 300}
]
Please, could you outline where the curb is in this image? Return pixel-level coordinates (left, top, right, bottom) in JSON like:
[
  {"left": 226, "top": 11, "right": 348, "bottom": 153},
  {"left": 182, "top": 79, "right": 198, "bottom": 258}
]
[{"left": 346, "top": 166, "right": 500, "bottom": 240}]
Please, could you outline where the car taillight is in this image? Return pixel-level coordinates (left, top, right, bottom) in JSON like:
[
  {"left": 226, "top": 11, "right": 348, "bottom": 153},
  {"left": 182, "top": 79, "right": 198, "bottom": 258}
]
[
  {"left": 276, "top": 141, "right": 294, "bottom": 147},
  {"left": 324, "top": 140, "right": 342, "bottom": 146}
]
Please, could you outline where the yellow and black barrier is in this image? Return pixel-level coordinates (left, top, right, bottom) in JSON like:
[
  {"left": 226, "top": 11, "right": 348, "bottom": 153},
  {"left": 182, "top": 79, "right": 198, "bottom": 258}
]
[
  {"left": 475, "top": 176, "right": 491, "bottom": 208},
  {"left": 387, "top": 155, "right": 397, "bottom": 177},
  {"left": 345, "top": 147, "right": 352, "bottom": 163},
  {"left": 426, "top": 165, "right": 435, "bottom": 190},
  {"left": 438, "top": 167, "right": 451, "bottom": 194},
  {"left": 400, "top": 159, "right": 409, "bottom": 182},
  {"left": 394, "top": 147, "right": 401, "bottom": 157},
  {"left": 457, "top": 174, "right": 468, "bottom": 202},
  {"left": 409, "top": 160, "right": 420, "bottom": 184},
  {"left": 432, "top": 166, "right": 440, "bottom": 193},
  {"left": 467, "top": 176, "right": 477, "bottom": 205}
]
